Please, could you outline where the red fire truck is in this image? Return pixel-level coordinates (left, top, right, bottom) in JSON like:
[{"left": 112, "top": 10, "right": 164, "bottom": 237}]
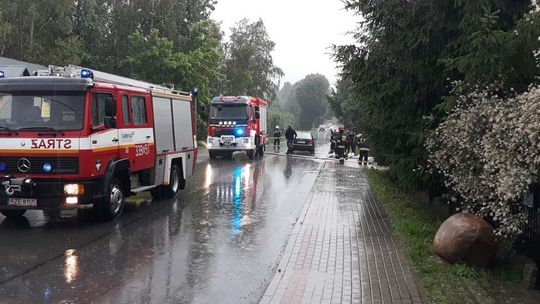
[
  {"left": 0, "top": 65, "right": 198, "bottom": 220},
  {"left": 206, "top": 96, "right": 267, "bottom": 159}
]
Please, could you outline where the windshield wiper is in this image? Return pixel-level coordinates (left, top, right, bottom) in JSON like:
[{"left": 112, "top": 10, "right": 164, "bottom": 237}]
[{"left": 17, "top": 127, "right": 65, "bottom": 135}]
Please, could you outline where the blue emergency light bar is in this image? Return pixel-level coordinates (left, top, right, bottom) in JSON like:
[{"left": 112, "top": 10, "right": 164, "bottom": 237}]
[
  {"left": 80, "top": 69, "right": 94, "bottom": 79},
  {"left": 235, "top": 128, "right": 244, "bottom": 136}
]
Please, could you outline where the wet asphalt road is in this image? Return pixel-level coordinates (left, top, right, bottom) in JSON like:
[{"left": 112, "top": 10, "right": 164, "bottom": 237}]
[{"left": 0, "top": 143, "right": 331, "bottom": 304}]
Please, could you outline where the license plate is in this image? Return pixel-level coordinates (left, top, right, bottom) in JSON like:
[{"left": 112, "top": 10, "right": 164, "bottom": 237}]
[
  {"left": 8, "top": 198, "right": 37, "bottom": 207},
  {"left": 296, "top": 140, "right": 306, "bottom": 144},
  {"left": 221, "top": 136, "right": 234, "bottom": 144}
]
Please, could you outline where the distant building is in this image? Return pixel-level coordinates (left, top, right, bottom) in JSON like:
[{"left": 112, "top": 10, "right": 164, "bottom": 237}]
[{"left": 0, "top": 56, "right": 47, "bottom": 77}]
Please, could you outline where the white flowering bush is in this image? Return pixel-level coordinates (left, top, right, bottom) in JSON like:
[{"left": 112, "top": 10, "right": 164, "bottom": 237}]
[{"left": 427, "top": 85, "right": 540, "bottom": 239}]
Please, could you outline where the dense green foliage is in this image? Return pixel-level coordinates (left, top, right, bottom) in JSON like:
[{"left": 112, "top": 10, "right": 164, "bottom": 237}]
[
  {"left": 365, "top": 169, "right": 526, "bottom": 304},
  {"left": 0, "top": 1, "right": 287, "bottom": 137},
  {"left": 334, "top": 0, "right": 540, "bottom": 188},
  {"left": 221, "top": 18, "right": 283, "bottom": 100},
  {"left": 274, "top": 74, "right": 332, "bottom": 130}
]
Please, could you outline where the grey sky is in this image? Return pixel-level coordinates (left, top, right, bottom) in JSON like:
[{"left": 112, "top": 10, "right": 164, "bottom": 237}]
[{"left": 211, "top": 0, "right": 359, "bottom": 87}]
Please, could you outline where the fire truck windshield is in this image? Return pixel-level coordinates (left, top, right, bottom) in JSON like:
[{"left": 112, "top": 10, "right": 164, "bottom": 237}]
[
  {"left": 210, "top": 104, "right": 248, "bottom": 121},
  {"left": 0, "top": 92, "right": 85, "bottom": 131}
]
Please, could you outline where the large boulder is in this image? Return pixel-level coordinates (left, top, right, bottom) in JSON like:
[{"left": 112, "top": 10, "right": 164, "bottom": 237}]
[{"left": 433, "top": 213, "right": 497, "bottom": 267}]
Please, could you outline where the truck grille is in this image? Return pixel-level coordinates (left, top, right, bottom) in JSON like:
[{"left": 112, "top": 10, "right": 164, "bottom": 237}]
[
  {"left": 215, "top": 128, "right": 235, "bottom": 136},
  {"left": 0, "top": 157, "right": 79, "bottom": 174}
]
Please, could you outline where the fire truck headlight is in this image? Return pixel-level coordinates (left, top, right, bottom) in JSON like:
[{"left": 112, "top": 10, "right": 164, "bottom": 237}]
[
  {"left": 219, "top": 121, "right": 223, "bottom": 125},
  {"left": 64, "top": 184, "right": 84, "bottom": 195},
  {"left": 43, "top": 163, "right": 52, "bottom": 173}
]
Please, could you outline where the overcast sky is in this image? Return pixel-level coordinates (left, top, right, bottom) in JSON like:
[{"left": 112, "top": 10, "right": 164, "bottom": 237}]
[{"left": 211, "top": 0, "right": 359, "bottom": 87}]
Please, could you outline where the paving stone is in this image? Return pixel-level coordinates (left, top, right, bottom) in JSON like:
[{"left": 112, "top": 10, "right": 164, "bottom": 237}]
[{"left": 261, "top": 161, "right": 422, "bottom": 303}]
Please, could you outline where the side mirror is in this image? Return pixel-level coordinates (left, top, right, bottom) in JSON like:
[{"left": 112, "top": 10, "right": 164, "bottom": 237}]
[
  {"left": 104, "top": 117, "right": 117, "bottom": 129},
  {"left": 105, "top": 98, "right": 116, "bottom": 117},
  {"left": 255, "top": 111, "right": 260, "bottom": 120}
]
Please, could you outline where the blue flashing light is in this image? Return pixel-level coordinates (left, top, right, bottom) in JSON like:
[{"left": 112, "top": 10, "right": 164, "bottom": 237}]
[
  {"left": 43, "top": 163, "right": 52, "bottom": 173},
  {"left": 235, "top": 128, "right": 244, "bottom": 136},
  {"left": 80, "top": 69, "right": 93, "bottom": 79},
  {"left": 0, "top": 162, "right": 6, "bottom": 172},
  {"left": 0, "top": 71, "right": 4, "bottom": 78}
]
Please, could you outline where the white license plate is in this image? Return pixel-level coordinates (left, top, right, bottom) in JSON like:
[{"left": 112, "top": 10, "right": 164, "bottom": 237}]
[
  {"left": 296, "top": 140, "right": 306, "bottom": 144},
  {"left": 8, "top": 198, "right": 37, "bottom": 207},
  {"left": 221, "top": 136, "right": 234, "bottom": 144}
]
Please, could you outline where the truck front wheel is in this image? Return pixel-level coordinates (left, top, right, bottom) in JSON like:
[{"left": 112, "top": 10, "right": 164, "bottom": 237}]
[
  {"left": 98, "top": 178, "right": 125, "bottom": 221},
  {"left": 1, "top": 209, "right": 26, "bottom": 219}
]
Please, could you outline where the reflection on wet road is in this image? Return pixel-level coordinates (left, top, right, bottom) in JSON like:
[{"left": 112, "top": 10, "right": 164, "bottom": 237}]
[{"left": 0, "top": 147, "right": 326, "bottom": 303}]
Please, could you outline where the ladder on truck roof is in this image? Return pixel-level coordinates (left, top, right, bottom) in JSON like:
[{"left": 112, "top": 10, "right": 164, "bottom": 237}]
[{"left": 38, "top": 64, "right": 190, "bottom": 96}]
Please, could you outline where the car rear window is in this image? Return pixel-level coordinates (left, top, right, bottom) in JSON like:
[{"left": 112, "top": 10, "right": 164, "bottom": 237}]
[{"left": 297, "top": 132, "right": 311, "bottom": 139}]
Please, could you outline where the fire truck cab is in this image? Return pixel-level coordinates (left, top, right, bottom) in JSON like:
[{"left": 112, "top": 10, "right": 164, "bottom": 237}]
[
  {"left": 0, "top": 65, "right": 198, "bottom": 221},
  {"left": 206, "top": 96, "right": 267, "bottom": 159}
]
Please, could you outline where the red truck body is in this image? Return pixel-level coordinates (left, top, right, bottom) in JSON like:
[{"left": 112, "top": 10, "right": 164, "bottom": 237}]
[
  {"left": 0, "top": 65, "right": 197, "bottom": 220},
  {"left": 206, "top": 96, "right": 267, "bottom": 159}
]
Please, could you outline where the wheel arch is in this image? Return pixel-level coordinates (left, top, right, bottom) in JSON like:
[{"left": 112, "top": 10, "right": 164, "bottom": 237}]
[
  {"left": 170, "top": 156, "right": 186, "bottom": 190},
  {"left": 102, "top": 159, "right": 131, "bottom": 195}
]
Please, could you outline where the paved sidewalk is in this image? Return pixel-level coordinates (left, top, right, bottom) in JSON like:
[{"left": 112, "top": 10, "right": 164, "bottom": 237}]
[{"left": 261, "top": 161, "right": 422, "bottom": 304}]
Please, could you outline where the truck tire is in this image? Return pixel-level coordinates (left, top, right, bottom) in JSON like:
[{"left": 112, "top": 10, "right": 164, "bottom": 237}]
[
  {"left": 151, "top": 165, "right": 182, "bottom": 199},
  {"left": 247, "top": 149, "right": 254, "bottom": 159},
  {"left": 209, "top": 150, "right": 218, "bottom": 159},
  {"left": 1, "top": 209, "right": 26, "bottom": 218},
  {"left": 97, "top": 178, "right": 125, "bottom": 221}
]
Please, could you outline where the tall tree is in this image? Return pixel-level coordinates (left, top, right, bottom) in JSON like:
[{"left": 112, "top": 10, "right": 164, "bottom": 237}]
[
  {"left": 0, "top": 11, "right": 12, "bottom": 56},
  {"left": 74, "top": 0, "right": 110, "bottom": 68},
  {"left": 0, "top": 0, "right": 83, "bottom": 65},
  {"left": 335, "top": 0, "right": 538, "bottom": 188},
  {"left": 222, "top": 18, "right": 283, "bottom": 100},
  {"left": 277, "top": 82, "right": 301, "bottom": 120},
  {"left": 294, "top": 74, "right": 330, "bottom": 129}
]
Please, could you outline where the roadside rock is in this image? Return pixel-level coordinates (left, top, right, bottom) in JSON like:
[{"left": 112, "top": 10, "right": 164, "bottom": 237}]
[{"left": 433, "top": 213, "right": 497, "bottom": 267}]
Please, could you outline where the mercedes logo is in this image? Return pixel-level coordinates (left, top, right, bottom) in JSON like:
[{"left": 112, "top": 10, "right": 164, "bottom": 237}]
[{"left": 17, "top": 158, "right": 31, "bottom": 173}]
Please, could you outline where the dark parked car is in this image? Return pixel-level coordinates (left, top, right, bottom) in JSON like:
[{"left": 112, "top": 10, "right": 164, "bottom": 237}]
[{"left": 292, "top": 131, "right": 315, "bottom": 155}]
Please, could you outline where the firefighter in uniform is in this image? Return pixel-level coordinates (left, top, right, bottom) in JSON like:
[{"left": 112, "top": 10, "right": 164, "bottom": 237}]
[
  {"left": 272, "top": 126, "right": 282, "bottom": 151},
  {"left": 285, "top": 125, "right": 297, "bottom": 155},
  {"left": 358, "top": 134, "right": 370, "bottom": 165},
  {"left": 345, "top": 130, "right": 355, "bottom": 158},
  {"left": 329, "top": 129, "right": 337, "bottom": 155},
  {"left": 335, "top": 127, "right": 347, "bottom": 164}
]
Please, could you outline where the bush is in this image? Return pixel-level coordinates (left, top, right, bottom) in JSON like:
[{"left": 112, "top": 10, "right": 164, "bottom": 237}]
[{"left": 427, "top": 85, "right": 540, "bottom": 239}]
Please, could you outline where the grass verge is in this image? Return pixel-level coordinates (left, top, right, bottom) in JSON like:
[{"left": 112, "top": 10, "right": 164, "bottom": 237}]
[{"left": 364, "top": 169, "right": 531, "bottom": 304}]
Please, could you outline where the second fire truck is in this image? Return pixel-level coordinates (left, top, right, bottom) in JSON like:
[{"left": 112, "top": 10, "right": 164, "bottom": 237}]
[
  {"left": 0, "top": 65, "right": 198, "bottom": 220},
  {"left": 206, "top": 96, "right": 267, "bottom": 159}
]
